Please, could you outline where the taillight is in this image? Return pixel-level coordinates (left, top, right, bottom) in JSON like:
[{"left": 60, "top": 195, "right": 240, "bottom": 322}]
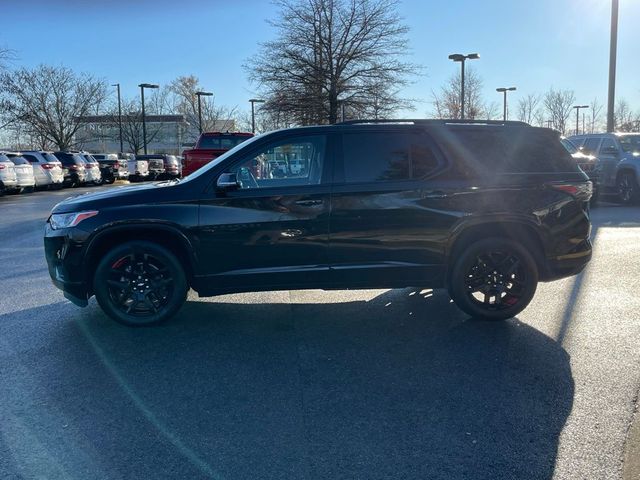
[
  {"left": 0, "top": 164, "right": 5, "bottom": 170},
  {"left": 42, "top": 163, "right": 54, "bottom": 170},
  {"left": 549, "top": 181, "right": 593, "bottom": 201},
  {"left": 85, "top": 164, "right": 92, "bottom": 169}
]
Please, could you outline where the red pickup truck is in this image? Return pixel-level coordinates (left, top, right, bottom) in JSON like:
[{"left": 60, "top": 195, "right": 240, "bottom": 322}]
[{"left": 181, "top": 132, "right": 253, "bottom": 176}]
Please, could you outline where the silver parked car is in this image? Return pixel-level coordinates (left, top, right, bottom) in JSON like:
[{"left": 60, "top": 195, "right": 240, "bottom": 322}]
[
  {"left": 76, "top": 152, "right": 102, "bottom": 185},
  {"left": 20, "top": 151, "right": 64, "bottom": 189},
  {"left": 0, "top": 153, "right": 18, "bottom": 195},
  {"left": 7, "top": 154, "right": 36, "bottom": 193}
]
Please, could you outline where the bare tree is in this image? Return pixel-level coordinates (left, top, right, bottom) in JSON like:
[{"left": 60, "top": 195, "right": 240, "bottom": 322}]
[
  {"left": 614, "top": 98, "right": 640, "bottom": 132},
  {"left": 517, "top": 93, "right": 541, "bottom": 124},
  {"left": 431, "top": 68, "right": 487, "bottom": 119},
  {"left": 588, "top": 97, "right": 604, "bottom": 133},
  {"left": 168, "top": 75, "right": 237, "bottom": 138},
  {"left": 246, "top": 0, "right": 419, "bottom": 125},
  {"left": 542, "top": 88, "right": 575, "bottom": 134},
  {"left": 0, "top": 65, "right": 106, "bottom": 150}
]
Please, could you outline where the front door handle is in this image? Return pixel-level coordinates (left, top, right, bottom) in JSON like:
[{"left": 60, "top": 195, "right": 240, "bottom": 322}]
[
  {"left": 294, "top": 199, "right": 323, "bottom": 206},
  {"left": 424, "top": 190, "right": 448, "bottom": 199}
]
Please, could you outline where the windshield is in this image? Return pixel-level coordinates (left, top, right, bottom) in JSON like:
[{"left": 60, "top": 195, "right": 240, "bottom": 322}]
[
  {"left": 560, "top": 138, "right": 578, "bottom": 154},
  {"left": 181, "top": 133, "right": 265, "bottom": 183},
  {"left": 619, "top": 135, "right": 640, "bottom": 153}
]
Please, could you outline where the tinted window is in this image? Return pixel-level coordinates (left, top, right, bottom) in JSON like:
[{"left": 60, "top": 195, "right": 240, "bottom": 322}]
[
  {"left": 342, "top": 131, "right": 440, "bottom": 183},
  {"left": 560, "top": 138, "right": 578, "bottom": 154},
  {"left": 231, "top": 136, "right": 326, "bottom": 189},
  {"left": 23, "top": 154, "right": 40, "bottom": 163},
  {"left": 199, "top": 135, "right": 250, "bottom": 150},
  {"left": 582, "top": 138, "right": 601, "bottom": 155},
  {"left": 599, "top": 138, "right": 618, "bottom": 155},
  {"left": 619, "top": 135, "right": 640, "bottom": 153},
  {"left": 43, "top": 153, "right": 60, "bottom": 163},
  {"left": 432, "top": 127, "right": 580, "bottom": 173},
  {"left": 10, "top": 156, "right": 29, "bottom": 165}
]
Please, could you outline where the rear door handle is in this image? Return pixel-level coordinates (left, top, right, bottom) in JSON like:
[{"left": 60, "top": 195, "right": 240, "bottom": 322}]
[{"left": 295, "top": 199, "right": 323, "bottom": 206}]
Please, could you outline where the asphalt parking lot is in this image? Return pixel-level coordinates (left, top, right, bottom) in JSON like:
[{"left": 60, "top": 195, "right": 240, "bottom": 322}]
[{"left": 0, "top": 186, "right": 639, "bottom": 480}]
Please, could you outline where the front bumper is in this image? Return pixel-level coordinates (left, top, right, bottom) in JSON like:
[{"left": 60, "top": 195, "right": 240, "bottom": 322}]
[{"left": 44, "top": 224, "right": 90, "bottom": 306}]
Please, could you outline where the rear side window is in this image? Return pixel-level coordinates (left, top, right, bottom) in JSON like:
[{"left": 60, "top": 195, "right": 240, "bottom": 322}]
[
  {"left": 342, "top": 131, "right": 440, "bottom": 183},
  {"left": 199, "top": 135, "right": 250, "bottom": 150},
  {"left": 434, "top": 127, "right": 581, "bottom": 173},
  {"left": 11, "top": 156, "right": 30, "bottom": 165},
  {"left": 599, "top": 138, "right": 618, "bottom": 155}
]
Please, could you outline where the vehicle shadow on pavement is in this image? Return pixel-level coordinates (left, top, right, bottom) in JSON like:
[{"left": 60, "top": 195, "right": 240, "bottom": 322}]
[{"left": 0, "top": 289, "right": 574, "bottom": 480}]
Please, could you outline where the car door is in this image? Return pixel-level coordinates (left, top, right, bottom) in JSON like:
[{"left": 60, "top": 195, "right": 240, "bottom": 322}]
[
  {"left": 328, "top": 128, "right": 451, "bottom": 288},
  {"left": 196, "top": 133, "right": 334, "bottom": 293},
  {"left": 596, "top": 137, "right": 620, "bottom": 188}
]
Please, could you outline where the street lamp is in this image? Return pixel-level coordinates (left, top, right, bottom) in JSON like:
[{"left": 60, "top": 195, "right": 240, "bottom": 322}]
[
  {"left": 448, "top": 53, "right": 480, "bottom": 119},
  {"left": 607, "top": 0, "right": 619, "bottom": 132},
  {"left": 249, "top": 98, "right": 265, "bottom": 134},
  {"left": 496, "top": 87, "right": 516, "bottom": 122},
  {"left": 573, "top": 105, "right": 589, "bottom": 135},
  {"left": 195, "top": 91, "right": 213, "bottom": 134},
  {"left": 138, "top": 83, "right": 159, "bottom": 154},
  {"left": 111, "top": 83, "right": 123, "bottom": 153}
]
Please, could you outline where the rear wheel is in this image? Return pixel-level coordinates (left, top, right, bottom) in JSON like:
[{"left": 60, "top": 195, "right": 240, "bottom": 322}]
[
  {"left": 94, "top": 241, "right": 188, "bottom": 326},
  {"left": 617, "top": 171, "right": 639, "bottom": 205},
  {"left": 448, "top": 238, "right": 538, "bottom": 320}
]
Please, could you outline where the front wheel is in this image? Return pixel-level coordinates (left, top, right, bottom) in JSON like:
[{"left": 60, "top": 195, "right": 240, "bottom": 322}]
[
  {"left": 617, "top": 172, "right": 639, "bottom": 205},
  {"left": 94, "top": 241, "right": 188, "bottom": 326},
  {"left": 448, "top": 238, "right": 539, "bottom": 321}
]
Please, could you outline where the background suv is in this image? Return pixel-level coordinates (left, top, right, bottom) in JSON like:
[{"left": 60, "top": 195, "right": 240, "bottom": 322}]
[
  {"left": 45, "top": 120, "right": 592, "bottom": 326},
  {"left": 54, "top": 151, "right": 87, "bottom": 187},
  {"left": 569, "top": 132, "right": 640, "bottom": 204},
  {"left": 0, "top": 153, "right": 18, "bottom": 195}
]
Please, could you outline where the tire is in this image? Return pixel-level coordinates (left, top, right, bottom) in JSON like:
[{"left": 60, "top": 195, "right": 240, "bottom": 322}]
[
  {"left": 105, "top": 177, "right": 115, "bottom": 184},
  {"left": 448, "top": 237, "right": 539, "bottom": 321},
  {"left": 94, "top": 241, "right": 188, "bottom": 327},
  {"left": 617, "top": 171, "right": 640, "bottom": 205}
]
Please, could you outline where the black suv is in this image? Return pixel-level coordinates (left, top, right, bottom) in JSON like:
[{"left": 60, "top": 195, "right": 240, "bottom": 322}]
[{"left": 45, "top": 120, "right": 593, "bottom": 326}]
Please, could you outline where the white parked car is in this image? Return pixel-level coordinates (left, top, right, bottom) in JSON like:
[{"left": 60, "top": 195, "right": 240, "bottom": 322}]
[
  {"left": 127, "top": 157, "right": 150, "bottom": 182},
  {"left": 7, "top": 154, "right": 35, "bottom": 193},
  {"left": 76, "top": 152, "right": 102, "bottom": 185},
  {"left": 20, "top": 151, "right": 64, "bottom": 189},
  {"left": 0, "top": 153, "right": 18, "bottom": 195}
]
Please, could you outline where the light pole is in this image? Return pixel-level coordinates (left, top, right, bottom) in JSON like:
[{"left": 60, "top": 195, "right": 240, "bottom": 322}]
[
  {"left": 111, "top": 83, "right": 123, "bottom": 153},
  {"left": 573, "top": 105, "right": 589, "bottom": 136},
  {"left": 496, "top": 87, "right": 516, "bottom": 122},
  {"left": 607, "top": 0, "right": 619, "bottom": 132},
  {"left": 138, "top": 83, "right": 159, "bottom": 154},
  {"left": 195, "top": 91, "right": 213, "bottom": 134},
  {"left": 249, "top": 98, "right": 265, "bottom": 134},
  {"left": 448, "top": 53, "right": 480, "bottom": 119}
]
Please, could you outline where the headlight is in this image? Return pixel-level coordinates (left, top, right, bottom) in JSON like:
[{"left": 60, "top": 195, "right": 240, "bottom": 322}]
[{"left": 49, "top": 210, "right": 98, "bottom": 230}]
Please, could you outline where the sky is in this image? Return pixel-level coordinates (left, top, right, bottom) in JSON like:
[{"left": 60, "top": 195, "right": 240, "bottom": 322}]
[{"left": 1, "top": 0, "right": 639, "bottom": 119}]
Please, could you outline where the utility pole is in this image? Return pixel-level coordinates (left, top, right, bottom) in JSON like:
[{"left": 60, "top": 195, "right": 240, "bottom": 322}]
[
  {"left": 607, "top": 0, "right": 619, "bottom": 132},
  {"left": 496, "top": 87, "right": 516, "bottom": 121},
  {"left": 448, "top": 53, "right": 480, "bottom": 119},
  {"left": 573, "top": 105, "right": 589, "bottom": 136},
  {"left": 138, "top": 83, "right": 159, "bottom": 155},
  {"left": 249, "top": 99, "right": 265, "bottom": 134},
  {"left": 111, "top": 83, "right": 123, "bottom": 153}
]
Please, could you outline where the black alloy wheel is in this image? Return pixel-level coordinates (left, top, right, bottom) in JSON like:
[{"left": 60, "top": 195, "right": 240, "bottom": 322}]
[
  {"left": 617, "top": 172, "right": 639, "bottom": 205},
  {"left": 94, "top": 241, "right": 188, "bottom": 326},
  {"left": 448, "top": 238, "right": 538, "bottom": 320}
]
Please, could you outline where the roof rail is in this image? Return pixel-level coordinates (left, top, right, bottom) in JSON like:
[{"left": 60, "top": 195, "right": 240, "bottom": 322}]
[{"left": 336, "top": 118, "right": 530, "bottom": 127}]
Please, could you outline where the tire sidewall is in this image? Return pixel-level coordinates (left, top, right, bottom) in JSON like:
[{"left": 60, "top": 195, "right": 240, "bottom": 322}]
[
  {"left": 448, "top": 237, "right": 539, "bottom": 320},
  {"left": 618, "top": 172, "right": 639, "bottom": 205},
  {"left": 94, "top": 241, "right": 188, "bottom": 326}
]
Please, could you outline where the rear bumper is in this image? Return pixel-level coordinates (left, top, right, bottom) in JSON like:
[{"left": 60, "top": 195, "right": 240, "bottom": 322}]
[{"left": 541, "top": 239, "right": 592, "bottom": 282}]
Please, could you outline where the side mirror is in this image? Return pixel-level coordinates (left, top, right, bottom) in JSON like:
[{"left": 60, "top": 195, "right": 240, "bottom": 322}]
[{"left": 217, "top": 172, "right": 239, "bottom": 190}]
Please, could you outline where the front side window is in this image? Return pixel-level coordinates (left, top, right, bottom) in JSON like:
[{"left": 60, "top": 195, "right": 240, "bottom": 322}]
[
  {"left": 583, "top": 138, "right": 601, "bottom": 155},
  {"left": 23, "top": 154, "right": 39, "bottom": 163},
  {"left": 231, "top": 136, "right": 326, "bottom": 189},
  {"left": 619, "top": 135, "right": 640, "bottom": 153},
  {"left": 342, "top": 132, "right": 440, "bottom": 183},
  {"left": 599, "top": 138, "right": 618, "bottom": 155}
]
